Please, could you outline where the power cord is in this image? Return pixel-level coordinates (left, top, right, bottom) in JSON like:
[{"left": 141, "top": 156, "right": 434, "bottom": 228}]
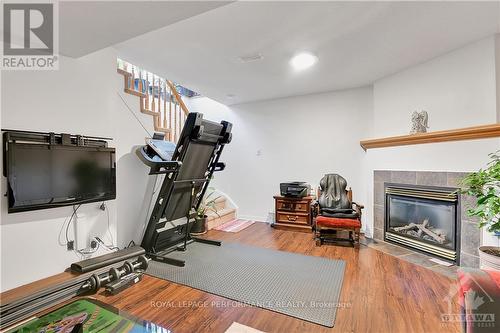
[
  {"left": 100, "top": 201, "right": 116, "bottom": 248},
  {"left": 64, "top": 203, "right": 118, "bottom": 256},
  {"left": 62, "top": 204, "right": 100, "bottom": 258},
  {"left": 76, "top": 242, "right": 100, "bottom": 256},
  {"left": 95, "top": 236, "right": 119, "bottom": 251},
  {"left": 65, "top": 204, "right": 82, "bottom": 245}
]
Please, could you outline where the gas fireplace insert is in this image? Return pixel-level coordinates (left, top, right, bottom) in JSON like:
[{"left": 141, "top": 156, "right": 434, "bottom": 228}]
[{"left": 384, "top": 183, "right": 460, "bottom": 263}]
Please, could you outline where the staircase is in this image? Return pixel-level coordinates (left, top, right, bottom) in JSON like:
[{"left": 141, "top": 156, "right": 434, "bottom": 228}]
[
  {"left": 208, "top": 195, "right": 237, "bottom": 230},
  {"left": 117, "top": 59, "right": 237, "bottom": 228},
  {"left": 117, "top": 59, "right": 188, "bottom": 142}
]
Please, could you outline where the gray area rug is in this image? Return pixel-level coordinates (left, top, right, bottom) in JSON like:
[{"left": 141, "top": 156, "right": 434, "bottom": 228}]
[{"left": 146, "top": 242, "right": 346, "bottom": 327}]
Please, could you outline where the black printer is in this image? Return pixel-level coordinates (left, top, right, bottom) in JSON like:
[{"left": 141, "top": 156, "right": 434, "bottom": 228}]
[{"left": 280, "top": 182, "right": 311, "bottom": 197}]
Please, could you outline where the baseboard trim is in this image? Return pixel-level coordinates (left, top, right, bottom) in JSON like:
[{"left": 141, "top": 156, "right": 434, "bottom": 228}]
[{"left": 238, "top": 215, "right": 269, "bottom": 223}]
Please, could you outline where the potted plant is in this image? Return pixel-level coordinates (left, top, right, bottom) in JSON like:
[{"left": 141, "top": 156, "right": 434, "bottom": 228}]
[
  {"left": 460, "top": 150, "right": 500, "bottom": 270},
  {"left": 191, "top": 188, "right": 221, "bottom": 234}
]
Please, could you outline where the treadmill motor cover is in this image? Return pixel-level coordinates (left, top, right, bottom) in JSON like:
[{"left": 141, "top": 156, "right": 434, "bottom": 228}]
[{"left": 280, "top": 182, "right": 311, "bottom": 197}]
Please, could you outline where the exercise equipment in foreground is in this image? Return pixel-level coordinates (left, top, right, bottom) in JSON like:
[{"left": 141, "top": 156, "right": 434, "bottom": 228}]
[
  {"left": 0, "top": 250, "right": 150, "bottom": 330},
  {"left": 137, "top": 112, "right": 232, "bottom": 267},
  {"left": 70, "top": 245, "right": 145, "bottom": 273}
]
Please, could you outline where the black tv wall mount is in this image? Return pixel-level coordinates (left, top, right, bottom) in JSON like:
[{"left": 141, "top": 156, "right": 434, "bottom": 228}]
[{"left": 2, "top": 129, "right": 112, "bottom": 177}]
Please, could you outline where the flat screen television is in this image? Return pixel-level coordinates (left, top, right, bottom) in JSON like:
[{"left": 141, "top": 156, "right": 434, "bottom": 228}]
[{"left": 4, "top": 132, "right": 116, "bottom": 213}]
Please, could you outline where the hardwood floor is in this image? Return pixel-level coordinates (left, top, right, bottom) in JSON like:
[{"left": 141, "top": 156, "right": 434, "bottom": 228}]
[
  {"left": 2, "top": 223, "right": 461, "bottom": 333},
  {"left": 99, "top": 223, "right": 460, "bottom": 333}
]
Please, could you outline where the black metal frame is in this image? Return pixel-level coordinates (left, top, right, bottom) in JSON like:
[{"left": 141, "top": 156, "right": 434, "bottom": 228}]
[
  {"left": 137, "top": 112, "right": 232, "bottom": 266},
  {"left": 2, "top": 129, "right": 116, "bottom": 213},
  {"left": 383, "top": 182, "right": 461, "bottom": 264}
]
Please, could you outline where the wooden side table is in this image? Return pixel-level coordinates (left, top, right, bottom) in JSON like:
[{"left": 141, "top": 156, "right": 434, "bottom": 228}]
[{"left": 272, "top": 196, "right": 313, "bottom": 232}]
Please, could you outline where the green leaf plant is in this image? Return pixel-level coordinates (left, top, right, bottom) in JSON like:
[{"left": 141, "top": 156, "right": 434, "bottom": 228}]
[
  {"left": 196, "top": 187, "right": 222, "bottom": 219},
  {"left": 459, "top": 151, "right": 500, "bottom": 234}
]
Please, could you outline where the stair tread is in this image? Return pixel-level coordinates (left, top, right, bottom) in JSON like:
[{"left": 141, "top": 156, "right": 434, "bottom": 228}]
[
  {"left": 117, "top": 68, "right": 131, "bottom": 76},
  {"left": 206, "top": 207, "right": 235, "bottom": 215},
  {"left": 124, "top": 88, "right": 146, "bottom": 98},
  {"left": 206, "top": 208, "right": 236, "bottom": 220},
  {"left": 214, "top": 196, "right": 225, "bottom": 202},
  {"left": 154, "top": 127, "right": 171, "bottom": 133}
]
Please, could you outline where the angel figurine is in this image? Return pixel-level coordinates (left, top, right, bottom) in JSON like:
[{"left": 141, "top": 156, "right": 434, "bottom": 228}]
[{"left": 410, "top": 110, "right": 429, "bottom": 134}]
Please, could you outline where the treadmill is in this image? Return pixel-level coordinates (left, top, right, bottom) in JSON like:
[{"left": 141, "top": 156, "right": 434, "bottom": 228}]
[{"left": 137, "top": 112, "right": 232, "bottom": 266}]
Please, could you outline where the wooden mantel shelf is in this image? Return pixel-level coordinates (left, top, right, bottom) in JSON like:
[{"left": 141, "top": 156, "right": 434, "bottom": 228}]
[{"left": 360, "top": 123, "right": 500, "bottom": 150}]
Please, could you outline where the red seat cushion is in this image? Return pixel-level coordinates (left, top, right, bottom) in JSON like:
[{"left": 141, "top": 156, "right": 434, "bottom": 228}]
[{"left": 316, "top": 216, "right": 361, "bottom": 228}]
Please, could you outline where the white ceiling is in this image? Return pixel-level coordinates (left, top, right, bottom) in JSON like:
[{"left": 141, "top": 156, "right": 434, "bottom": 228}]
[
  {"left": 113, "top": 1, "right": 500, "bottom": 105},
  {"left": 58, "top": 1, "right": 230, "bottom": 57},
  {"left": 115, "top": 2, "right": 497, "bottom": 104}
]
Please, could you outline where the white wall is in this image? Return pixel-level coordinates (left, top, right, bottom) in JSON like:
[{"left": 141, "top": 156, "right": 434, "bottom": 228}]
[
  {"left": 186, "top": 87, "right": 373, "bottom": 222},
  {"left": 365, "top": 36, "right": 500, "bottom": 245},
  {"left": 0, "top": 48, "right": 154, "bottom": 291},
  {"left": 186, "top": 36, "right": 499, "bottom": 247}
]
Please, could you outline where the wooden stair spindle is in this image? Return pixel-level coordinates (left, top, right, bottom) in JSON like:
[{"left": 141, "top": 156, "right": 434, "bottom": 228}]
[
  {"left": 177, "top": 103, "right": 181, "bottom": 140},
  {"left": 179, "top": 104, "right": 182, "bottom": 138},
  {"left": 139, "top": 73, "right": 147, "bottom": 112},
  {"left": 124, "top": 63, "right": 129, "bottom": 89},
  {"left": 158, "top": 79, "right": 164, "bottom": 130},
  {"left": 169, "top": 86, "right": 173, "bottom": 142},
  {"left": 174, "top": 101, "right": 178, "bottom": 142},
  {"left": 117, "top": 60, "right": 190, "bottom": 142},
  {"left": 154, "top": 77, "right": 161, "bottom": 130},
  {"left": 130, "top": 66, "right": 135, "bottom": 91},
  {"left": 157, "top": 78, "right": 161, "bottom": 115},
  {"left": 163, "top": 80, "right": 167, "bottom": 130},
  {"left": 157, "top": 78, "right": 161, "bottom": 122},
  {"left": 151, "top": 75, "right": 156, "bottom": 112},
  {"left": 155, "top": 77, "right": 159, "bottom": 114},
  {"left": 144, "top": 72, "right": 149, "bottom": 110},
  {"left": 158, "top": 78, "right": 161, "bottom": 115},
  {"left": 148, "top": 73, "right": 152, "bottom": 110},
  {"left": 138, "top": 70, "right": 143, "bottom": 94}
]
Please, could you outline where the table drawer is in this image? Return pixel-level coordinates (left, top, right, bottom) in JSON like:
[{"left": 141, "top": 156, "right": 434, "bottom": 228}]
[
  {"left": 276, "top": 212, "right": 309, "bottom": 225},
  {"left": 276, "top": 200, "right": 309, "bottom": 212}
]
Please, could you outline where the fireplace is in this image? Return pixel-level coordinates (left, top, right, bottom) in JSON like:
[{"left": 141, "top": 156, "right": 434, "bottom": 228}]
[{"left": 384, "top": 183, "right": 460, "bottom": 263}]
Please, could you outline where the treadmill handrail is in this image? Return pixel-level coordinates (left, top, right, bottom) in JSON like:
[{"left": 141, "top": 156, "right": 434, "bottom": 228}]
[{"left": 136, "top": 146, "right": 182, "bottom": 175}]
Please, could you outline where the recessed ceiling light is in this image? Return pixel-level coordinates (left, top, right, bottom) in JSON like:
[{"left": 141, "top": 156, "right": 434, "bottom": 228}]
[{"left": 290, "top": 52, "right": 318, "bottom": 70}]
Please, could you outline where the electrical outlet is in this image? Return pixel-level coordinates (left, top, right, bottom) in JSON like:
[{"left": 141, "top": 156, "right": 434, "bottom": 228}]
[{"left": 67, "top": 241, "right": 74, "bottom": 251}]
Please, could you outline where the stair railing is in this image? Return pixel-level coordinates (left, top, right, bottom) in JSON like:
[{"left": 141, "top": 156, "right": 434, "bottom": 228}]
[{"left": 117, "top": 59, "right": 189, "bottom": 142}]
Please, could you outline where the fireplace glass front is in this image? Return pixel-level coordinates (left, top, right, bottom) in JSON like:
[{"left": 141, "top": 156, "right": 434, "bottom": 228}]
[{"left": 385, "top": 185, "right": 459, "bottom": 262}]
